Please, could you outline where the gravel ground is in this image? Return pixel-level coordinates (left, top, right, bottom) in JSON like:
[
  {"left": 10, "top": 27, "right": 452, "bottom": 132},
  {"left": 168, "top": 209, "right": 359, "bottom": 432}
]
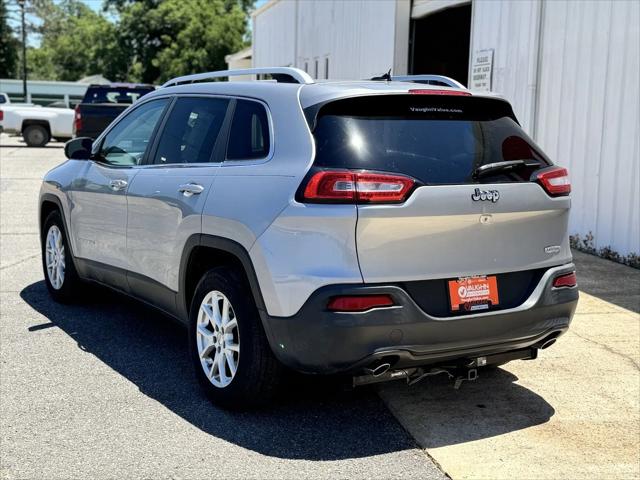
[{"left": 0, "top": 134, "right": 446, "bottom": 479}]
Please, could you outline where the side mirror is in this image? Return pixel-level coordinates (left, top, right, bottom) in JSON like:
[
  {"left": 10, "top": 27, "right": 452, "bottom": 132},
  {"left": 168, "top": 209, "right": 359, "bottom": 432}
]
[{"left": 64, "top": 137, "right": 93, "bottom": 160}]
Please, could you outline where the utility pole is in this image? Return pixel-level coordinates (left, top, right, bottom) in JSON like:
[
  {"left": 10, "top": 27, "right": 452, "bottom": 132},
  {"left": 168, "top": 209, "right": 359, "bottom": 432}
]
[{"left": 17, "top": 0, "right": 26, "bottom": 102}]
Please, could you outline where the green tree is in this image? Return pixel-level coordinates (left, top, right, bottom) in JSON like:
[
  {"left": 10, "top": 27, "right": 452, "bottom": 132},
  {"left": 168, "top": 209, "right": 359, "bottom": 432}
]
[
  {"left": 27, "top": 0, "right": 129, "bottom": 81},
  {"left": 0, "top": 0, "right": 19, "bottom": 78},
  {"left": 26, "top": 46, "right": 55, "bottom": 80},
  {"left": 107, "top": 0, "right": 255, "bottom": 16},
  {"left": 112, "top": 0, "right": 249, "bottom": 84},
  {"left": 27, "top": 0, "right": 128, "bottom": 81},
  {"left": 151, "top": 0, "right": 247, "bottom": 83},
  {"left": 23, "top": 0, "right": 250, "bottom": 83}
]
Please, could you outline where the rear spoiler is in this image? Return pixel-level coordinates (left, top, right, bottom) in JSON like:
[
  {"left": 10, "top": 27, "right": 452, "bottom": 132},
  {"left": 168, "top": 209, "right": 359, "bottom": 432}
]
[{"left": 303, "top": 93, "right": 518, "bottom": 131}]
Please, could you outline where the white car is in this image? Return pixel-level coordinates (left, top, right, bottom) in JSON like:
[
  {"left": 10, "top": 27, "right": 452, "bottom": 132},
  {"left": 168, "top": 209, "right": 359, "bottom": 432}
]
[{"left": 0, "top": 103, "right": 74, "bottom": 147}]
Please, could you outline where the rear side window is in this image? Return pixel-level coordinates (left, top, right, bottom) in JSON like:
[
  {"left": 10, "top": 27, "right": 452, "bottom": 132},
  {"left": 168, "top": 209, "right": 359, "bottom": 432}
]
[
  {"left": 309, "top": 95, "right": 550, "bottom": 185},
  {"left": 226, "top": 100, "right": 270, "bottom": 160},
  {"left": 153, "top": 97, "right": 229, "bottom": 165}
]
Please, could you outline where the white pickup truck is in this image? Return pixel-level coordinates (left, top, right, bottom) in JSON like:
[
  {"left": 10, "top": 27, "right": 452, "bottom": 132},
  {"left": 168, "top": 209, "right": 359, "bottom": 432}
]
[{"left": 0, "top": 94, "right": 74, "bottom": 147}]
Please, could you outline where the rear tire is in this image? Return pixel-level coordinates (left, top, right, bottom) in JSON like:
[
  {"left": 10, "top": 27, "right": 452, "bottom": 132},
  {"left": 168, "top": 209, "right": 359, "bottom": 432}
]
[
  {"left": 41, "top": 210, "right": 82, "bottom": 302},
  {"left": 188, "top": 266, "right": 283, "bottom": 409},
  {"left": 23, "top": 125, "right": 50, "bottom": 147}
]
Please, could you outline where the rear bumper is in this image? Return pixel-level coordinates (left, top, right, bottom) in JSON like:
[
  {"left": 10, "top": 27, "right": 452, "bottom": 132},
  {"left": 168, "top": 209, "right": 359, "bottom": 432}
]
[{"left": 262, "top": 263, "right": 578, "bottom": 374}]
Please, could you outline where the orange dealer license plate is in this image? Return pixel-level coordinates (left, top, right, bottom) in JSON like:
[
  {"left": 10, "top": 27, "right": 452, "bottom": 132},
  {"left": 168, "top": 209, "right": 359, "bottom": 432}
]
[{"left": 448, "top": 275, "right": 499, "bottom": 312}]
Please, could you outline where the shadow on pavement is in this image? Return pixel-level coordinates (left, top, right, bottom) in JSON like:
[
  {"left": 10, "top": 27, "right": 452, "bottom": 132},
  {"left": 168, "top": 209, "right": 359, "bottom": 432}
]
[
  {"left": 20, "top": 280, "right": 558, "bottom": 459},
  {"left": 380, "top": 366, "right": 555, "bottom": 449},
  {"left": 20, "top": 280, "right": 415, "bottom": 461},
  {"left": 572, "top": 249, "right": 640, "bottom": 313}
]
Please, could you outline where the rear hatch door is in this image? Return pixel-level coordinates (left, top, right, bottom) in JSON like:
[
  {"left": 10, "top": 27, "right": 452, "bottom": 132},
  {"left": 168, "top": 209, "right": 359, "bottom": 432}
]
[{"left": 309, "top": 94, "right": 572, "bottom": 287}]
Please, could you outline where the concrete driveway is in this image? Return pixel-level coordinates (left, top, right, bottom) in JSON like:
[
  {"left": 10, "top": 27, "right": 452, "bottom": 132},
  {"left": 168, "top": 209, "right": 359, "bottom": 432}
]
[
  {"left": 1, "top": 133, "right": 638, "bottom": 479},
  {"left": 378, "top": 243, "right": 640, "bottom": 480}
]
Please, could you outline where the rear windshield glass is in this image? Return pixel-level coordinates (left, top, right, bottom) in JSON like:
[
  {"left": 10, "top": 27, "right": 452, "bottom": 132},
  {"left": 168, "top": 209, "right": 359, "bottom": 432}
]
[
  {"left": 309, "top": 95, "right": 550, "bottom": 185},
  {"left": 84, "top": 86, "right": 154, "bottom": 104}
]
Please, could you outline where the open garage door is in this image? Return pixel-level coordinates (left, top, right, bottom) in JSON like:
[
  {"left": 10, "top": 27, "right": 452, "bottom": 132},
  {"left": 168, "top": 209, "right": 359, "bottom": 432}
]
[{"left": 409, "top": 3, "right": 471, "bottom": 86}]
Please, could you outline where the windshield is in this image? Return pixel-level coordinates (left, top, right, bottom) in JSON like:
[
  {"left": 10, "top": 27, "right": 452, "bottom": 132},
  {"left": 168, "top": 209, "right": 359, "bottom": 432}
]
[{"left": 309, "top": 95, "right": 550, "bottom": 185}]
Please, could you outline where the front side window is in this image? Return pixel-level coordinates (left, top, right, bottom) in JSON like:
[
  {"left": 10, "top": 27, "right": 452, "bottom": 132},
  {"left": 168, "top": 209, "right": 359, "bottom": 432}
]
[
  {"left": 226, "top": 100, "right": 270, "bottom": 160},
  {"left": 153, "top": 97, "right": 229, "bottom": 165},
  {"left": 99, "top": 98, "right": 169, "bottom": 166}
]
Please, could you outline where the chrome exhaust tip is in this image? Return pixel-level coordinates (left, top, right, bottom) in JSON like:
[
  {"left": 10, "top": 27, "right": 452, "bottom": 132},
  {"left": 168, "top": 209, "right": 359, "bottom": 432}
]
[
  {"left": 540, "top": 338, "right": 557, "bottom": 349},
  {"left": 365, "top": 362, "right": 391, "bottom": 377}
]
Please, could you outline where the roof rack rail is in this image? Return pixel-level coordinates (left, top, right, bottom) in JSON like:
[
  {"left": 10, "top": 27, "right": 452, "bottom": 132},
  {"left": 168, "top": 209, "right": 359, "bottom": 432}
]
[
  {"left": 161, "top": 67, "right": 314, "bottom": 88},
  {"left": 390, "top": 75, "right": 466, "bottom": 89}
]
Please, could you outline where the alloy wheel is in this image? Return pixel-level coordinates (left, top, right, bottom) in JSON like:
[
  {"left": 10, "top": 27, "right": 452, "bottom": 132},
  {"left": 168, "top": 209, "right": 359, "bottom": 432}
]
[
  {"left": 196, "top": 290, "right": 240, "bottom": 388},
  {"left": 45, "top": 225, "right": 65, "bottom": 290}
]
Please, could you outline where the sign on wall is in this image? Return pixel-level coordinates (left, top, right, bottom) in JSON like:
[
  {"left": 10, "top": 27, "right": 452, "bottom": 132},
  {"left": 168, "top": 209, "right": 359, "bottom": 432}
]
[{"left": 470, "top": 49, "right": 494, "bottom": 91}]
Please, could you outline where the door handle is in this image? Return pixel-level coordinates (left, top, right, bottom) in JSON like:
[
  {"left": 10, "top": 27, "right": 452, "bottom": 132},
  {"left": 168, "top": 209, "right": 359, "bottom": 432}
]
[
  {"left": 178, "top": 183, "right": 205, "bottom": 197},
  {"left": 109, "top": 179, "right": 128, "bottom": 191}
]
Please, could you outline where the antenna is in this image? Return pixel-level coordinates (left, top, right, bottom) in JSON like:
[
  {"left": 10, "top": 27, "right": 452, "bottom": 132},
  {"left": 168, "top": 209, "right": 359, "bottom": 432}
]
[{"left": 370, "top": 68, "right": 392, "bottom": 81}]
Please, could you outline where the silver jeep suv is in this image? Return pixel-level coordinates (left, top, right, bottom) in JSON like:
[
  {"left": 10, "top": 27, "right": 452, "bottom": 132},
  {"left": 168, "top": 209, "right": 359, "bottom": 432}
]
[{"left": 39, "top": 68, "right": 578, "bottom": 408}]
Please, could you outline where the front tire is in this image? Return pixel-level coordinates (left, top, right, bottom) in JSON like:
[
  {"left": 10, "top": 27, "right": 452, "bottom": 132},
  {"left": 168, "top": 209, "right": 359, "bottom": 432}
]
[
  {"left": 41, "top": 210, "right": 82, "bottom": 302},
  {"left": 189, "top": 266, "right": 283, "bottom": 409},
  {"left": 23, "top": 125, "right": 50, "bottom": 147}
]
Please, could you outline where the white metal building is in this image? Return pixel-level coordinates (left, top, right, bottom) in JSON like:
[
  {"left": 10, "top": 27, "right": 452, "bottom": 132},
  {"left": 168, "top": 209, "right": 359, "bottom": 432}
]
[
  {"left": 251, "top": 0, "right": 639, "bottom": 260},
  {"left": 224, "top": 47, "right": 253, "bottom": 81},
  {"left": 0, "top": 78, "right": 91, "bottom": 106}
]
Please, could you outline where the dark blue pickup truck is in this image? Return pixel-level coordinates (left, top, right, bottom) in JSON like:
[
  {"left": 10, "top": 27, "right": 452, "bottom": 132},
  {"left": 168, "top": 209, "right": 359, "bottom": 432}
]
[{"left": 73, "top": 83, "right": 155, "bottom": 139}]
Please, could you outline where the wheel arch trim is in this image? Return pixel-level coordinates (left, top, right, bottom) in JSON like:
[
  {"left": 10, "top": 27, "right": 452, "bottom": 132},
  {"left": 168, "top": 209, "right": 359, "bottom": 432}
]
[
  {"left": 21, "top": 119, "right": 52, "bottom": 135},
  {"left": 39, "top": 193, "right": 75, "bottom": 257},
  {"left": 178, "top": 234, "right": 282, "bottom": 357},
  {"left": 178, "top": 234, "right": 269, "bottom": 321}
]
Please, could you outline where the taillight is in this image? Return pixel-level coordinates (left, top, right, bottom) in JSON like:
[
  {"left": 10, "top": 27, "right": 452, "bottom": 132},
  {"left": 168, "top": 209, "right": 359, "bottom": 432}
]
[
  {"left": 536, "top": 166, "right": 571, "bottom": 196},
  {"left": 409, "top": 89, "right": 471, "bottom": 96},
  {"left": 553, "top": 272, "right": 577, "bottom": 288},
  {"left": 302, "top": 170, "right": 416, "bottom": 204},
  {"left": 303, "top": 171, "right": 355, "bottom": 201},
  {"left": 73, "top": 106, "right": 82, "bottom": 134},
  {"left": 327, "top": 294, "right": 395, "bottom": 312},
  {"left": 0, "top": 110, "right": 3, "bottom": 121}
]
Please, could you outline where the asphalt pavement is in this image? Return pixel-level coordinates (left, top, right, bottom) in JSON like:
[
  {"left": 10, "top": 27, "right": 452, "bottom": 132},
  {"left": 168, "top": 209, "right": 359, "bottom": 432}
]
[{"left": 0, "top": 135, "right": 445, "bottom": 479}]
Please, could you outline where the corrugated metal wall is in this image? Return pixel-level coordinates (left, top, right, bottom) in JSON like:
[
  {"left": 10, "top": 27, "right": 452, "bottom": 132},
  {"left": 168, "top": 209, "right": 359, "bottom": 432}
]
[
  {"left": 469, "top": 0, "right": 540, "bottom": 133},
  {"left": 536, "top": 0, "right": 639, "bottom": 258},
  {"left": 297, "top": 0, "right": 398, "bottom": 79},
  {"left": 252, "top": 1, "right": 297, "bottom": 68},
  {"left": 471, "top": 0, "right": 639, "bottom": 257},
  {"left": 253, "top": 0, "right": 399, "bottom": 79}
]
